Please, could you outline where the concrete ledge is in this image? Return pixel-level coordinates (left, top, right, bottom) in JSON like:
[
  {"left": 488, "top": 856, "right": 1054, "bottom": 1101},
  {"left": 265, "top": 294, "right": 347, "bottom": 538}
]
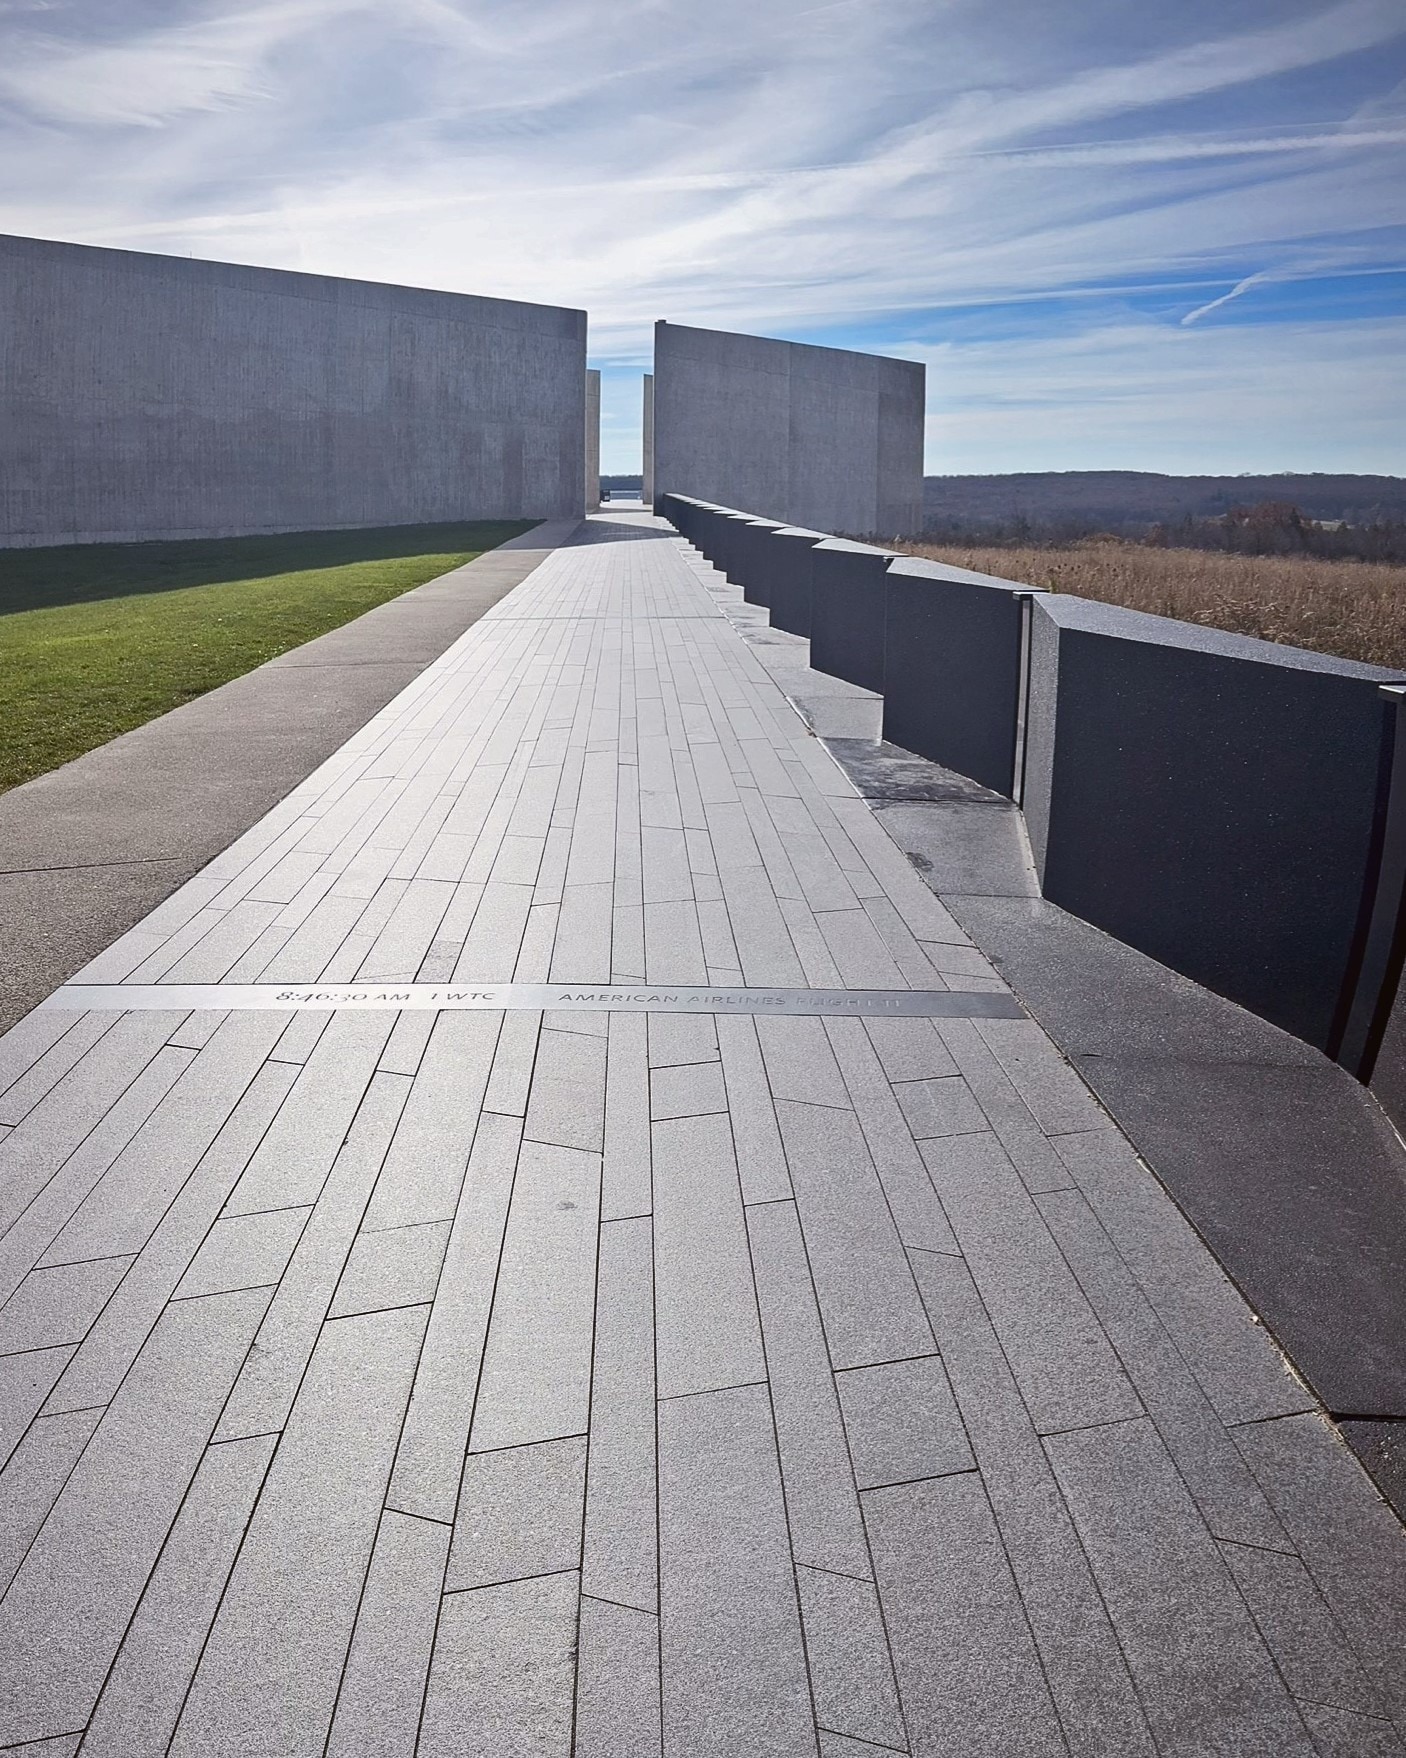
[
  {"left": 735, "top": 519, "right": 787, "bottom": 606},
  {"left": 806, "top": 539, "right": 895, "bottom": 695},
  {"left": 880, "top": 556, "right": 1038, "bottom": 797},
  {"left": 0, "top": 519, "right": 579, "bottom": 1028},
  {"left": 1024, "top": 593, "right": 1403, "bottom": 1055},
  {"left": 765, "top": 528, "right": 826, "bottom": 637}
]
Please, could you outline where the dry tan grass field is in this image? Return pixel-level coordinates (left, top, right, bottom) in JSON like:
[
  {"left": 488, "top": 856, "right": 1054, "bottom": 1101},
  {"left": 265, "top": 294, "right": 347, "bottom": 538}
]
[{"left": 900, "top": 540, "right": 1406, "bottom": 671}]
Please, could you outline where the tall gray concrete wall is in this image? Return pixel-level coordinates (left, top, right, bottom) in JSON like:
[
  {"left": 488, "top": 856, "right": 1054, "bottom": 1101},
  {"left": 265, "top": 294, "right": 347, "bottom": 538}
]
[
  {"left": 585, "top": 369, "right": 601, "bottom": 512},
  {"left": 642, "top": 374, "right": 655, "bottom": 506},
  {"left": 1, "top": 233, "right": 587, "bottom": 547},
  {"left": 651, "top": 321, "right": 923, "bottom": 538}
]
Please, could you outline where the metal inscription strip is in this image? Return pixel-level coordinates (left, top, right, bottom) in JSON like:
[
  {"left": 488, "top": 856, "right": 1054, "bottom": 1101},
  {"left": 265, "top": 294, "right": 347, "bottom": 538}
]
[{"left": 44, "top": 982, "right": 1025, "bottom": 1019}]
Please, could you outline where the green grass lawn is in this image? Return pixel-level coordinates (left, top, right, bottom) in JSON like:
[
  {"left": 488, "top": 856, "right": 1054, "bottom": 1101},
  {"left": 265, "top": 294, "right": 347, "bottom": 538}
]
[{"left": 0, "top": 521, "right": 532, "bottom": 795}]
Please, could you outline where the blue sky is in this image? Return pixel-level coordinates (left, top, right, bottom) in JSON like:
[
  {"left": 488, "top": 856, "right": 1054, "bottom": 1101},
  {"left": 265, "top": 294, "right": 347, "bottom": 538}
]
[{"left": 1, "top": 0, "right": 1403, "bottom": 473}]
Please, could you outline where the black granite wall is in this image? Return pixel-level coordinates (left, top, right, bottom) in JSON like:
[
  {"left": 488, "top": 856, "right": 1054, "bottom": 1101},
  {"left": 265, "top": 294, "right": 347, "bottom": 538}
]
[
  {"left": 1023, "top": 594, "right": 1400, "bottom": 1053},
  {"left": 881, "top": 557, "right": 1038, "bottom": 796},
  {"left": 807, "top": 541, "right": 896, "bottom": 694}
]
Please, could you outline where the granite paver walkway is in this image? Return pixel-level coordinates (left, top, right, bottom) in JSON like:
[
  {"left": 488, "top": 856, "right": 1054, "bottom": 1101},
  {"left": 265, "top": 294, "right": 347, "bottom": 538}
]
[{"left": 1, "top": 510, "right": 1404, "bottom": 1756}]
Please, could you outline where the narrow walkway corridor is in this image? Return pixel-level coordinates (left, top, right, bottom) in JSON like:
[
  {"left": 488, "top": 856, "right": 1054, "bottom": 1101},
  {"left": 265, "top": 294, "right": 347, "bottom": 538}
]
[{"left": 0, "top": 511, "right": 1403, "bottom": 1756}]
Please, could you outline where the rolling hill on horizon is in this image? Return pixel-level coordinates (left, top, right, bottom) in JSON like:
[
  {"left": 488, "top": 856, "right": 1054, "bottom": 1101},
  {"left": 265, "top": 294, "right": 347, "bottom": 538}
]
[{"left": 922, "top": 472, "right": 1406, "bottom": 535}]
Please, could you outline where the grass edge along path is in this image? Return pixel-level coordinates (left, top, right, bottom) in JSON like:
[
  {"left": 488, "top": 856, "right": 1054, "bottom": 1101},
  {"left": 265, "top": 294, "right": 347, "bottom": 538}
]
[{"left": 0, "top": 520, "right": 532, "bottom": 795}]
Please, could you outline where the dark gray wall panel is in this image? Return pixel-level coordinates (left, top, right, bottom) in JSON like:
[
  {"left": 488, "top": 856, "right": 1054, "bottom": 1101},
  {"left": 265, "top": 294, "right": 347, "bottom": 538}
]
[
  {"left": 807, "top": 541, "right": 895, "bottom": 694},
  {"left": 1024, "top": 596, "right": 1401, "bottom": 1051},
  {"left": 678, "top": 500, "right": 731, "bottom": 558},
  {"left": 1367, "top": 987, "right": 1406, "bottom": 1135},
  {"left": 881, "top": 557, "right": 1039, "bottom": 798},
  {"left": 1351, "top": 691, "right": 1406, "bottom": 1132},
  {"left": 735, "top": 521, "right": 787, "bottom": 606},
  {"left": 659, "top": 494, "right": 705, "bottom": 542},
  {"left": 1, "top": 233, "right": 587, "bottom": 546},
  {"left": 718, "top": 513, "right": 759, "bottom": 585},
  {"left": 764, "top": 529, "right": 826, "bottom": 637}
]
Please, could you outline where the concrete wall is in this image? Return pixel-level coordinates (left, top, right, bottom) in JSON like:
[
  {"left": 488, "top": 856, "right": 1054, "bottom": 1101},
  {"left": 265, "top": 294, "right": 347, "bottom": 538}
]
[
  {"left": 1367, "top": 980, "right": 1406, "bottom": 1132},
  {"left": 1, "top": 233, "right": 587, "bottom": 546},
  {"left": 807, "top": 539, "right": 896, "bottom": 694},
  {"left": 664, "top": 494, "right": 1406, "bottom": 1088},
  {"left": 585, "top": 369, "right": 601, "bottom": 512},
  {"left": 642, "top": 374, "right": 655, "bottom": 507},
  {"left": 651, "top": 321, "right": 923, "bottom": 538},
  {"left": 1023, "top": 593, "right": 1400, "bottom": 1054},
  {"left": 882, "top": 557, "right": 1042, "bottom": 796}
]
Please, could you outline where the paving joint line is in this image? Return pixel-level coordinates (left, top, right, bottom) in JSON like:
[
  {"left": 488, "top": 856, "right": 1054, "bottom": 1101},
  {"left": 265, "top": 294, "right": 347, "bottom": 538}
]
[{"left": 43, "top": 980, "right": 1028, "bottom": 1020}]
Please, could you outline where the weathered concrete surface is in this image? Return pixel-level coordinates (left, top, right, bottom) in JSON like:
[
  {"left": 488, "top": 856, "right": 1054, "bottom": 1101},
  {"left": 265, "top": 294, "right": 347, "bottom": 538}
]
[
  {"left": 0, "top": 521, "right": 579, "bottom": 1029},
  {"left": 651, "top": 321, "right": 923, "bottom": 538},
  {"left": 0, "top": 234, "right": 587, "bottom": 546},
  {"left": 585, "top": 370, "right": 601, "bottom": 513},
  {"left": 642, "top": 372, "right": 655, "bottom": 506}
]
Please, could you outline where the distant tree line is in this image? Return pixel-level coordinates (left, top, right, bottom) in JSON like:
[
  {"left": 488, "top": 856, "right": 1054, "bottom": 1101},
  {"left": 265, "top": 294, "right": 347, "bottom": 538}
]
[
  {"left": 922, "top": 503, "right": 1406, "bottom": 563},
  {"left": 920, "top": 472, "right": 1406, "bottom": 559},
  {"left": 1148, "top": 504, "right": 1406, "bottom": 562}
]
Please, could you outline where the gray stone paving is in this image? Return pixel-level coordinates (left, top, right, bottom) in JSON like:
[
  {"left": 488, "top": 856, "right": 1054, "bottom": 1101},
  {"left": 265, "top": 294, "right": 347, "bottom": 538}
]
[
  {"left": 0, "top": 522, "right": 581, "bottom": 1036},
  {"left": 0, "top": 509, "right": 1404, "bottom": 1754}
]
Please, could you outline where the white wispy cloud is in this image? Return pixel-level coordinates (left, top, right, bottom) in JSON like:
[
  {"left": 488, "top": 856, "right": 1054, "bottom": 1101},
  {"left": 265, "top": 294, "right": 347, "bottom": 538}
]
[
  {"left": 912, "top": 313, "right": 1406, "bottom": 473},
  {"left": 0, "top": 0, "right": 367, "bottom": 126},
  {"left": 1181, "top": 269, "right": 1277, "bottom": 325},
  {"left": 0, "top": 0, "right": 1402, "bottom": 469},
  {"left": 978, "top": 124, "right": 1406, "bottom": 169}
]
